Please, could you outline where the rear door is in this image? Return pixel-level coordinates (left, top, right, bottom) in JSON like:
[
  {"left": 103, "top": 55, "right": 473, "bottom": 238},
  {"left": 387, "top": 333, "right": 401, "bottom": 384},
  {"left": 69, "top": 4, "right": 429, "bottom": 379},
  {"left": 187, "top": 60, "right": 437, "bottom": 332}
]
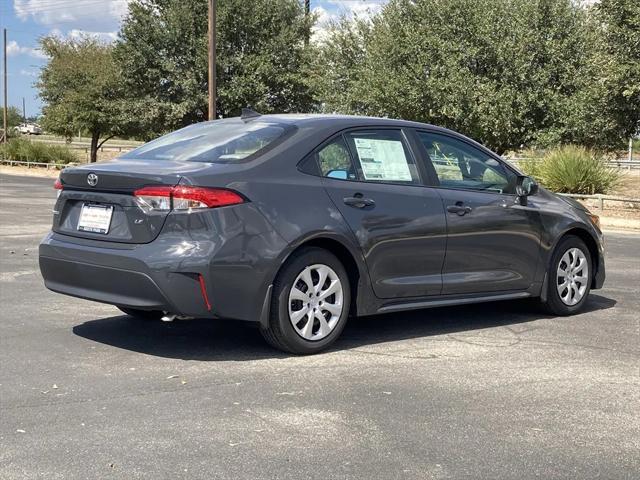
[
  {"left": 414, "top": 130, "right": 541, "bottom": 295},
  {"left": 317, "top": 129, "right": 447, "bottom": 299}
]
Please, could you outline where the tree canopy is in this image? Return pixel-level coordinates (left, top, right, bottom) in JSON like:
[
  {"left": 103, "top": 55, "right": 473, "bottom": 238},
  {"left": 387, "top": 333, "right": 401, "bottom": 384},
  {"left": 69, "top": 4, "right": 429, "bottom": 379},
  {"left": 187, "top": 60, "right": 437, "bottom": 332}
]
[
  {"left": 35, "top": 0, "right": 639, "bottom": 154},
  {"left": 2, "top": 106, "right": 24, "bottom": 130},
  {"left": 115, "top": 0, "right": 314, "bottom": 138},
  {"left": 565, "top": 0, "right": 640, "bottom": 149},
  {"left": 311, "top": 0, "right": 639, "bottom": 153},
  {"left": 38, "top": 36, "right": 129, "bottom": 162}
]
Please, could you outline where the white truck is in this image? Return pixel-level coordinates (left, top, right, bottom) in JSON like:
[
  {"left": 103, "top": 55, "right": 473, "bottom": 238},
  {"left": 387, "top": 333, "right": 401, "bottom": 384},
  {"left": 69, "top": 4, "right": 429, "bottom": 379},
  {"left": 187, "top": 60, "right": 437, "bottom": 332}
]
[{"left": 17, "top": 123, "right": 43, "bottom": 135}]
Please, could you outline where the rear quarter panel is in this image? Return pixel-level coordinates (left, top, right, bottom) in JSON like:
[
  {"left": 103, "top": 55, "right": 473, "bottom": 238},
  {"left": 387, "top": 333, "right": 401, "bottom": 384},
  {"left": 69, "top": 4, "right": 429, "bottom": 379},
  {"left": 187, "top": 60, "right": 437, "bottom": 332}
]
[{"left": 181, "top": 123, "right": 380, "bottom": 318}]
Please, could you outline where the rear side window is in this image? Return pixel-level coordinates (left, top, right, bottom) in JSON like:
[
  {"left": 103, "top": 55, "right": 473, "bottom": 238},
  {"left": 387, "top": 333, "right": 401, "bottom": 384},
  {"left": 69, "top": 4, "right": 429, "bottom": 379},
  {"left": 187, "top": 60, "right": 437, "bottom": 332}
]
[
  {"left": 344, "top": 130, "right": 421, "bottom": 184},
  {"left": 317, "top": 137, "right": 358, "bottom": 180},
  {"left": 120, "top": 118, "right": 291, "bottom": 163}
]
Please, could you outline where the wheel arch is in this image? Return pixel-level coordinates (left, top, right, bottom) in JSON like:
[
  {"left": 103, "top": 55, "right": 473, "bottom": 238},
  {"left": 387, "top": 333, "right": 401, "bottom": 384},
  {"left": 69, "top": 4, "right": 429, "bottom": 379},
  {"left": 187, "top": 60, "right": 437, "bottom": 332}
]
[
  {"left": 274, "top": 234, "right": 368, "bottom": 317},
  {"left": 551, "top": 227, "right": 600, "bottom": 288}
]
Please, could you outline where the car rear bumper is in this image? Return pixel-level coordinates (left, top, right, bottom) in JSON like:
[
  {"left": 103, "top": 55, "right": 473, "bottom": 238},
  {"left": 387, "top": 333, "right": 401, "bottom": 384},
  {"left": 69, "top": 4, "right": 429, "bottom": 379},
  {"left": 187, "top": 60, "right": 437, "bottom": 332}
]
[
  {"left": 40, "top": 256, "right": 176, "bottom": 310},
  {"left": 39, "top": 234, "right": 213, "bottom": 316},
  {"left": 39, "top": 205, "right": 289, "bottom": 321}
]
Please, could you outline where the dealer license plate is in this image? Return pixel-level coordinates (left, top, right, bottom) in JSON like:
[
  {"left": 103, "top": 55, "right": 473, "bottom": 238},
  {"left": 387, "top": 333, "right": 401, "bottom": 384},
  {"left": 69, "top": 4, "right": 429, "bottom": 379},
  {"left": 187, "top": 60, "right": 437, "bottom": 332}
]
[{"left": 77, "top": 203, "right": 114, "bottom": 234}]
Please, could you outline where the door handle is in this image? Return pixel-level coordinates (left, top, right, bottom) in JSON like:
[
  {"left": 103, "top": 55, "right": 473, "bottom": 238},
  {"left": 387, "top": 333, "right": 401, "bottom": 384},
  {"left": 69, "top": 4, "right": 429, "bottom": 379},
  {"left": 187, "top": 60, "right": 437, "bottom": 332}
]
[
  {"left": 344, "top": 194, "right": 375, "bottom": 208},
  {"left": 447, "top": 203, "right": 473, "bottom": 216}
]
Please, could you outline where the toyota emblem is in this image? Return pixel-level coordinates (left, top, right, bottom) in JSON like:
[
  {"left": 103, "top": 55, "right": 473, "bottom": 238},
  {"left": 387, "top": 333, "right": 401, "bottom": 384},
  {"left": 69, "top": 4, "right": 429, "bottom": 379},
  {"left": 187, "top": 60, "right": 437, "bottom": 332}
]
[{"left": 87, "top": 173, "right": 98, "bottom": 187}]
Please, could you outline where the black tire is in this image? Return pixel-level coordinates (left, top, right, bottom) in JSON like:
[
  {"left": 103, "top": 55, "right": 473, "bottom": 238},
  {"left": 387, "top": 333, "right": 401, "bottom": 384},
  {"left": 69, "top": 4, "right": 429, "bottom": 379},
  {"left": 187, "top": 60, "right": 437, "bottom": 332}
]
[
  {"left": 540, "top": 235, "right": 592, "bottom": 315},
  {"left": 260, "top": 247, "right": 351, "bottom": 355},
  {"left": 118, "top": 307, "right": 164, "bottom": 320}
]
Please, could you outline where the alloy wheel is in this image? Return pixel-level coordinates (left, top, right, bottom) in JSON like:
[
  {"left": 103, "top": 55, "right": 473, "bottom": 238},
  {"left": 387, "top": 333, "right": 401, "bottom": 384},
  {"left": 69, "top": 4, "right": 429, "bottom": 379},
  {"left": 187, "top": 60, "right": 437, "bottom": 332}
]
[
  {"left": 556, "top": 247, "right": 589, "bottom": 306},
  {"left": 288, "top": 264, "right": 344, "bottom": 341}
]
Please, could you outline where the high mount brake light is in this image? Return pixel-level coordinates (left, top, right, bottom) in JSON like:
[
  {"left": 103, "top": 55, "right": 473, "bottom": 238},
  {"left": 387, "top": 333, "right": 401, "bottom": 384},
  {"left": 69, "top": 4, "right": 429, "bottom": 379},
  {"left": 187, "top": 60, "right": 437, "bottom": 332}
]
[{"left": 133, "top": 185, "right": 245, "bottom": 211}]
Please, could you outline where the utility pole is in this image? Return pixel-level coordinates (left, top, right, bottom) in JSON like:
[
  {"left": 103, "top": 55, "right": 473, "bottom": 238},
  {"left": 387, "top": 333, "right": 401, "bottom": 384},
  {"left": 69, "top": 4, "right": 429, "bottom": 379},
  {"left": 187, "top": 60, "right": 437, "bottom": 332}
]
[
  {"left": 3, "top": 29, "right": 7, "bottom": 146},
  {"left": 22, "top": 97, "right": 26, "bottom": 123},
  {"left": 208, "top": 0, "right": 217, "bottom": 120}
]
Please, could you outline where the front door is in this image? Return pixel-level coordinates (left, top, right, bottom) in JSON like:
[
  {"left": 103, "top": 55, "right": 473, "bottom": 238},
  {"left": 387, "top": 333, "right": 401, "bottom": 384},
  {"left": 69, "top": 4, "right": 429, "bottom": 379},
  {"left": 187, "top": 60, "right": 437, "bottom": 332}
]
[
  {"left": 415, "top": 130, "right": 541, "bottom": 295},
  {"left": 316, "top": 129, "right": 447, "bottom": 299}
]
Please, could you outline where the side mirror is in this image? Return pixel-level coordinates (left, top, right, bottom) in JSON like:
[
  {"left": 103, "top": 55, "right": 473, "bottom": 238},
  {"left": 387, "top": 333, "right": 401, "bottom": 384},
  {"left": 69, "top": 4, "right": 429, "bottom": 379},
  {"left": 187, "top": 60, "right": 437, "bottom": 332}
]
[
  {"left": 326, "top": 169, "right": 349, "bottom": 180},
  {"left": 515, "top": 175, "right": 538, "bottom": 205}
]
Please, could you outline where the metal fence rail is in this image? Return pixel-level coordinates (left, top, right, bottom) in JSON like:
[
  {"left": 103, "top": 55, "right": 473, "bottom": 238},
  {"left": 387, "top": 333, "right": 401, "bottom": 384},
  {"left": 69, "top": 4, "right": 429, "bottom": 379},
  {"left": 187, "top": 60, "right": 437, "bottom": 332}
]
[
  {"left": 0, "top": 159, "right": 79, "bottom": 169},
  {"left": 508, "top": 157, "right": 640, "bottom": 170},
  {"left": 557, "top": 192, "right": 640, "bottom": 210},
  {"left": 28, "top": 137, "right": 140, "bottom": 151},
  {"left": 607, "top": 160, "right": 640, "bottom": 169}
]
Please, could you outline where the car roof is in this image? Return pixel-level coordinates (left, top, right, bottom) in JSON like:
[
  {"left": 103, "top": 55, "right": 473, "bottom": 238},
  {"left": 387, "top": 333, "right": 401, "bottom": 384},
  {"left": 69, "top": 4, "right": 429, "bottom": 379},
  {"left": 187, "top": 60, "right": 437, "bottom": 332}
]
[
  {"left": 199, "top": 113, "right": 495, "bottom": 160},
  {"left": 246, "top": 113, "right": 447, "bottom": 131},
  {"left": 247, "top": 113, "right": 495, "bottom": 154}
]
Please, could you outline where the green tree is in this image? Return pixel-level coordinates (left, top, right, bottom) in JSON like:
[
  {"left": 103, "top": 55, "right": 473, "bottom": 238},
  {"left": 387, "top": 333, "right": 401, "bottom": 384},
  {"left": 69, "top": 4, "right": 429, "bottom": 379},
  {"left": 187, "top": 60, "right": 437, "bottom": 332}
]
[
  {"left": 563, "top": 0, "right": 640, "bottom": 150},
  {"left": 313, "top": 0, "right": 635, "bottom": 153},
  {"left": 38, "top": 36, "right": 129, "bottom": 162},
  {"left": 307, "top": 16, "right": 371, "bottom": 114},
  {"left": 115, "top": 0, "right": 314, "bottom": 138},
  {"left": 1, "top": 106, "right": 24, "bottom": 131}
]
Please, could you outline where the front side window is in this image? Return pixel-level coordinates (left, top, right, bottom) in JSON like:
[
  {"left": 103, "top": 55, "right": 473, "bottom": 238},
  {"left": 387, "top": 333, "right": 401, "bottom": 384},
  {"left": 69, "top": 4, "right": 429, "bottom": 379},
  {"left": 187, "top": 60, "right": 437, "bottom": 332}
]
[
  {"left": 417, "top": 131, "right": 514, "bottom": 193},
  {"left": 120, "top": 118, "right": 291, "bottom": 163},
  {"left": 344, "top": 130, "right": 420, "bottom": 184}
]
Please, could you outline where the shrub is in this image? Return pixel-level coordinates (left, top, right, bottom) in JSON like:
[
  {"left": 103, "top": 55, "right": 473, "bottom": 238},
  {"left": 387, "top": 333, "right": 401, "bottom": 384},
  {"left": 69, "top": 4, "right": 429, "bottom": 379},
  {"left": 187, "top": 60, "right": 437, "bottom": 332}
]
[
  {"left": 0, "top": 137, "right": 78, "bottom": 165},
  {"left": 535, "top": 146, "right": 621, "bottom": 195},
  {"left": 517, "top": 157, "right": 543, "bottom": 182}
]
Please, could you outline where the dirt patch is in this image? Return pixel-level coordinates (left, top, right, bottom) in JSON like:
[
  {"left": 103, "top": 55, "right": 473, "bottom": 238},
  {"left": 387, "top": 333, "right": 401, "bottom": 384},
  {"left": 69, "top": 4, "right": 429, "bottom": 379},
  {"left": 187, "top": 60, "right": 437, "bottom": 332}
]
[
  {"left": 578, "top": 175, "right": 640, "bottom": 223},
  {"left": 611, "top": 174, "right": 640, "bottom": 199},
  {"left": 0, "top": 165, "right": 60, "bottom": 178}
]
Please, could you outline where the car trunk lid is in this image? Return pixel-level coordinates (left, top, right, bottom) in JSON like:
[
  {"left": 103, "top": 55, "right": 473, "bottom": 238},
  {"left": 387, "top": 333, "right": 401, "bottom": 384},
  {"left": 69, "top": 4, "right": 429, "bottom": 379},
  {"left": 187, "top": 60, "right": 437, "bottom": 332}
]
[{"left": 53, "top": 159, "right": 212, "bottom": 244}]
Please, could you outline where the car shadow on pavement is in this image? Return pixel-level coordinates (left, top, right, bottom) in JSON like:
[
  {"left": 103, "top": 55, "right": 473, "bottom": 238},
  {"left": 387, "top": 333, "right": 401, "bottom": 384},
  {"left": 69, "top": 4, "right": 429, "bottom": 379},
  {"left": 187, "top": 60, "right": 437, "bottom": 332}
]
[{"left": 72, "top": 294, "right": 616, "bottom": 360}]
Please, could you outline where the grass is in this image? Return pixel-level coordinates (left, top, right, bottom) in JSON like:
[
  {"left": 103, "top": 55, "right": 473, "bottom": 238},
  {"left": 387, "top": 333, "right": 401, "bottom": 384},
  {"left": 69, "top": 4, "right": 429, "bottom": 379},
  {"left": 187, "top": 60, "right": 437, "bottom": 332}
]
[{"left": 0, "top": 137, "right": 79, "bottom": 164}]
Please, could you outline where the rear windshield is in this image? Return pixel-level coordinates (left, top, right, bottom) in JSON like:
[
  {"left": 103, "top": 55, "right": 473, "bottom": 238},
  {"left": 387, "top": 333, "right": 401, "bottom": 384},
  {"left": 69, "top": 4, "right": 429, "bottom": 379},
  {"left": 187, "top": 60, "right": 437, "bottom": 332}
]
[{"left": 120, "top": 118, "right": 291, "bottom": 163}]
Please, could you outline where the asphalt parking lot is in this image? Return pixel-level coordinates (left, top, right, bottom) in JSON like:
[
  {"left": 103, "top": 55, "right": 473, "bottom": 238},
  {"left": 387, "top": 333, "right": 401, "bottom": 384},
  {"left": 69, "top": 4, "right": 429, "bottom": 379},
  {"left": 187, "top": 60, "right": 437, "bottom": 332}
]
[{"left": 0, "top": 173, "right": 638, "bottom": 479}]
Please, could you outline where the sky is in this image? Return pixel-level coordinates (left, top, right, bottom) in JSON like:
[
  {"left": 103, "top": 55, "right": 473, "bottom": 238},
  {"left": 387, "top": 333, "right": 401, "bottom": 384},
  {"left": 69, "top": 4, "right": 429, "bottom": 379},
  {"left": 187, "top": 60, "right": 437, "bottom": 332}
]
[{"left": 0, "top": 0, "right": 387, "bottom": 118}]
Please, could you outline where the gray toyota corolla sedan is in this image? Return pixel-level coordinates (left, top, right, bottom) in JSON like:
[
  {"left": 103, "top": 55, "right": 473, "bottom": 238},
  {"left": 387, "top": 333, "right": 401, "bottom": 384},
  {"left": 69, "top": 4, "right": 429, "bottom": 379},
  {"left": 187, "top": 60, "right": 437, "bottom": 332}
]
[{"left": 39, "top": 112, "right": 605, "bottom": 354}]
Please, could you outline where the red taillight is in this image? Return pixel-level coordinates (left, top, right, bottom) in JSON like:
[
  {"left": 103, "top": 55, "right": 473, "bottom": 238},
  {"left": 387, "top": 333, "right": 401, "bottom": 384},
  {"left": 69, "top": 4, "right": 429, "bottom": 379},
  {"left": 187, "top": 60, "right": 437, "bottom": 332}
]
[
  {"left": 172, "top": 186, "right": 244, "bottom": 209},
  {"left": 133, "top": 185, "right": 244, "bottom": 211},
  {"left": 133, "top": 186, "right": 172, "bottom": 211},
  {"left": 134, "top": 185, "right": 171, "bottom": 197}
]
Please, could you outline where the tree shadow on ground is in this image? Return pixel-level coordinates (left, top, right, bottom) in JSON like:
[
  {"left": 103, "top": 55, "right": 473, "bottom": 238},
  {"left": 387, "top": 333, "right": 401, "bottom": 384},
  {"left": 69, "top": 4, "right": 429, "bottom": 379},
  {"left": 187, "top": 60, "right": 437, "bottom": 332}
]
[{"left": 72, "top": 294, "right": 616, "bottom": 361}]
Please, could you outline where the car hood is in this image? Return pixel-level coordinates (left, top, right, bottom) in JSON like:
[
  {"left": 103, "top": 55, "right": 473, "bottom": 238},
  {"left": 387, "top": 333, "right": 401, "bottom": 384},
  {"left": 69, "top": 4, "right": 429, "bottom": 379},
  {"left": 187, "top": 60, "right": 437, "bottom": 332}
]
[{"left": 553, "top": 193, "right": 590, "bottom": 212}]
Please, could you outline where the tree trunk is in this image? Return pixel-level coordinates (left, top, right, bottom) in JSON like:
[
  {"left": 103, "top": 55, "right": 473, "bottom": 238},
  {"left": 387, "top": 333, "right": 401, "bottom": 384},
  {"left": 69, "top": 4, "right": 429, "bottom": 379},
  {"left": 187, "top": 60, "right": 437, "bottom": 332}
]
[{"left": 90, "top": 130, "right": 100, "bottom": 163}]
